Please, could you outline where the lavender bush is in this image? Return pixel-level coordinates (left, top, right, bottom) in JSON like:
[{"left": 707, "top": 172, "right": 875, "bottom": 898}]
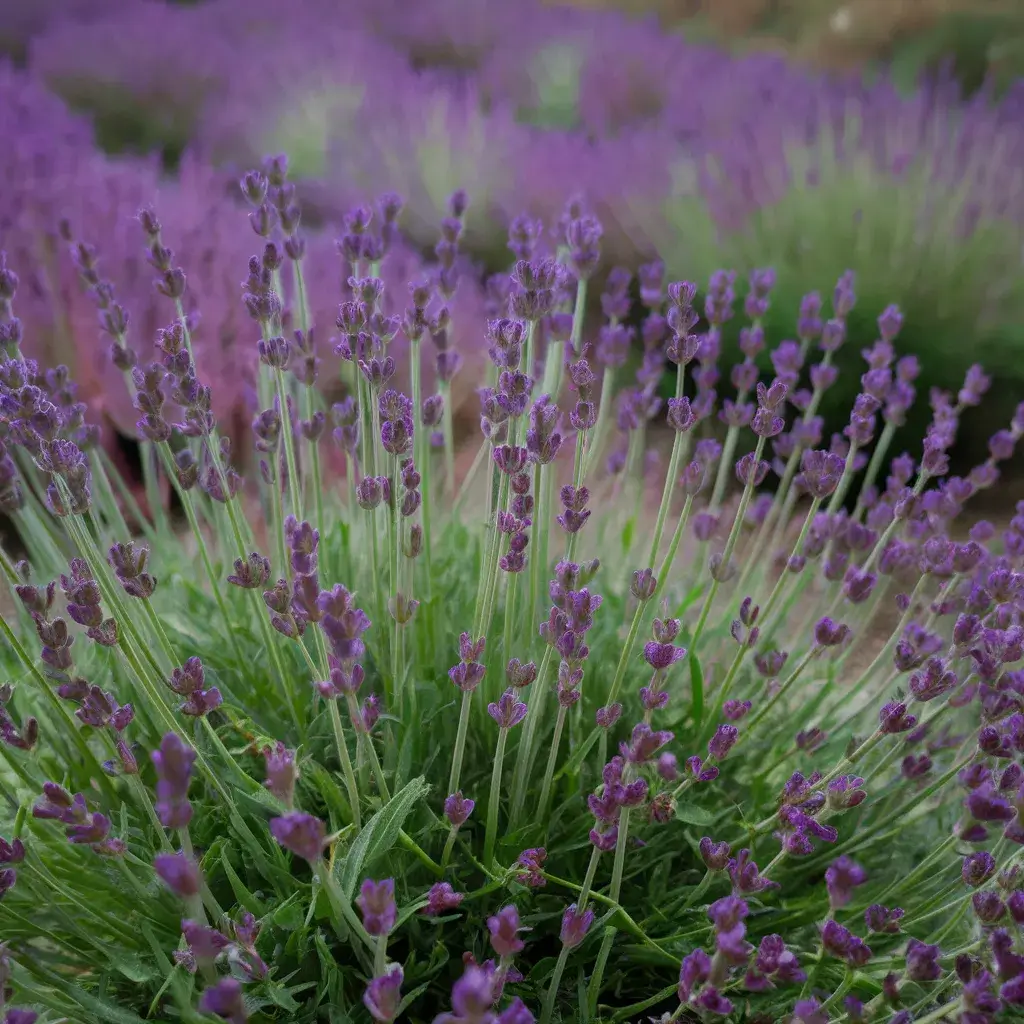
[{"left": 1, "top": 157, "right": 1024, "bottom": 1024}]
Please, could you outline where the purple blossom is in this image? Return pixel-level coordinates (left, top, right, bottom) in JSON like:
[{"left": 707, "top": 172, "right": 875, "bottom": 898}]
[
  {"left": 263, "top": 742, "right": 298, "bottom": 808},
  {"left": 154, "top": 851, "right": 201, "bottom": 899},
  {"left": 963, "top": 851, "right": 997, "bottom": 887},
  {"left": 642, "top": 640, "right": 686, "bottom": 670},
  {"left": 198, "top": 977, "right": 247, "bottom": 1024},
  {"left": 825, "top": 856, "right": 867, "bottom": 909},
  {"left": 269, "top": 812, "right": 325, "bottom": 863},
  {"left": 444, "top": 792, "right": 475, "bottom": 828},
  {"left": 424, "top": 882, "right": 465, "bottom": 916},
  {"left": 364, "top": 966, "right": 404, "bottom": 1022},
  {"left": 560, "top": 903, "right": 594, "bottom": 948},
  {"left": 906, "top": 937, "right": 941, "bottom": 982},
  {"left": 621, "top": 722, "right": 673, "bottom": 763},
  {"left": 358, "top": 878, "right": 397, "bottom": 936},
  {"left": 865, "top": 904, "right": 904, "bottom": 934},
  {"left": 487, "top": 905, "right": 526, "bottom": 957},
  {"left": 487, "top": 689, "right": 528, "bottom": 729},
  {"left": 152, "top": 733, "right": 195, "bottom": 829},
  {"left": 820, "top": 919, "right": 871, "bottom": 967}
]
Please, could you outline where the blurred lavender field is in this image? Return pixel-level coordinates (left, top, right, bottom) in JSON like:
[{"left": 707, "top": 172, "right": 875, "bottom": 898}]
[{"left": 3, "top": 0, "right": 1024, "bottom": 472}]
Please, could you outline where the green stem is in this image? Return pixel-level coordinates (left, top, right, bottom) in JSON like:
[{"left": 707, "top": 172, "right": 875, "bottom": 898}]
[
  {"left": 587, "top": 802, "right": 632, "bottom": 1014},
  {"left": 274, "top": 367, "right": 304, "bottom": 519},
  {"left": 583, "top": 367, "right": 616, "bottom": 483},
  {"left": 758, "top": 497, "right": 821, "bottom": 624},
  {"left": 483, "top": 728, "right": 509, "bottom": 866},
  {"left": 851, "top": 420, "right": 896, "bottom": 522},
  {"left": 508, "top": 646, "right": 555, "bottom": 823},
  {"left": 374, "top": 935, "right": 388, "bottom": 978},
  {"left": 527, "top": 462, "right": 546, "bottom": 628},
  {"left": 605, "top": 600, "right": 647, "bottom": 708},
  {"left": 690, "top": 434, "right": 767, "bottom": 649},
  {"left": 447, "top": 690, "right": 473, "bottom": 797},
  {"left": 439, "top": 381, "right": 456, "bottom": 498},
  {"left": 153, "top": 444, "right": 249, "bottom": 673},
  {"left": 645, "top": 427, "right": 688, "bottom": 571},
  {"left": 537, "top": 704, "right": 568, "bottom": 822},
  {"left": 501, "top": 572, "right": 520, "bottom": 665},
  {"left": 328, "top": 700, "right": 362, "bottom": 829},
  {"left": 540, "top": 945, "right": 571, "bottom": 1024},
  {"left": 654, "top": 495, "right": 695, "bottom": 598}
]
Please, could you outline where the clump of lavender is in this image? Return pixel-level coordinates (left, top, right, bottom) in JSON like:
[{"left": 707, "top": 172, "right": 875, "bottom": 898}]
[{"left": 0, "top": 161, "right": 1023, "bottom": 1024}]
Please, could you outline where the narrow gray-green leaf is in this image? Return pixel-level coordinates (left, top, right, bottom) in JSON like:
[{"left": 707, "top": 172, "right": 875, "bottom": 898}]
[{"left": 337, "top": 775, "right": 430, "bottom": 898}]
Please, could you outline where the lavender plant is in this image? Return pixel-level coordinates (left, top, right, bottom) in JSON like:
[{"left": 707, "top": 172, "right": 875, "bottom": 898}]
[{"left": 0, "top": 157, "right": 1023, "bottom": 1024}]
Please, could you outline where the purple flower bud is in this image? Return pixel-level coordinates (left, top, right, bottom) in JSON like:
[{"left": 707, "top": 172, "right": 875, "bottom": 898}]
[
  {"left": 827, "top": 775, "right": 866, "bottom": 811},
  {"left": 723, "top": 700, "right": 752, "bottom": 721},
  {"left": 814, "top": 617, "right": 850, "bottom": 647},
  {"left": 487, "top": 689, "right": 528, "bottom": 729},
  {"left": 906, "top": 937, "right": 941, "bottom": 982},
  {"left": 643, "top": 640, "right": 687, "bottom": 670},
  {"left": 825, "top": 856, "right": 867, "bottom": 909},
  {"left": 865, "top": 904, "right": 904, "bottom": 934},
  {"left": 196, "top": 976, "right": 247, "bottom": 1024},
  {"left": 655, "top": 752, "right": 679, "bottom": 781},
  {"left": 154, "top": 851, "right": 201, "bottom": 898},
  {"left": 152, "top": 733, "right": 194, "bottom": 829},
  {"left": 735, "top": 452, "right": 769, "bottom": 487},
  {"left": 963, "top": 851, "right": 997, "bottom": 887},
  {"left": 800, "top": 449, "right": 845, "bottom": 499},
  {"left": 595, "top": 704, "right": 622, "bottom": 729},
  {"left": 680, "top": 460, "right": 706, "bottom": 496},
  {"left": 622, "top": 722, "right": 674, "bottom": 763},
  {"left": 424, "top": 881, "right": 465, "bottom": 917},
  {"left": 708, "top": 725, "right": 738, "bottom": 761},
  {"left": 560, "top": 903, "right": 594, "bottom": 948},
  {"left": 630, "top": 568, "right": 657, "bottom": 601},
  {"left": 444, "top": 792, "right": 475, "bottom": 828},
  {"left": 364, "top": 965, "right": 403, "bottom": 1023},
  {"left": 973, "top": 891, "right": 1006, "bottom": 924},
  {"left": 700, "top": 837, "right": 731, "bottom": 871},
  {"left": 263, "top": 743, "right": 298, "bottom": 808},
  {"left": 357, "top": 878, "right": 397, "bottom": 936},
  {"left": 269, "top": 812, "right": 325, "bottom": 863},
  {"left": 666, "top": 397, "right": 696, "bottom": 433},
  {"left": 487, "top": 905, "right": 526, "bottom": 957}
]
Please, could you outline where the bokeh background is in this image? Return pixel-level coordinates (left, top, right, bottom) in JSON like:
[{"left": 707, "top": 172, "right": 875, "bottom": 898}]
[{"left": 2, "top": 0, "right": 1022, "bottom": 498}]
